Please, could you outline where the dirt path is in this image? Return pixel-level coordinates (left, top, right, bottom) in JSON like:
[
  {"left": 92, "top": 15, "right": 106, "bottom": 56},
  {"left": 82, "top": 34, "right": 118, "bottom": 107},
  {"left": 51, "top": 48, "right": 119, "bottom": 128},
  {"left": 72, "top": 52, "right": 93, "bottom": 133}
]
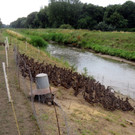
[{"left": 0, "top": 46, "right": 40, "bottom": 135}]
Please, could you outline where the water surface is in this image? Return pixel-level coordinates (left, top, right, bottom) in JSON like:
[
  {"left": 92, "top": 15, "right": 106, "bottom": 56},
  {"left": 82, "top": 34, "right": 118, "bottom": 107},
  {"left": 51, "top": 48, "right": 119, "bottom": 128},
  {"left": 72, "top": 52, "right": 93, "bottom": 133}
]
[{"left": 46, "top": 44, "right": 135, "bottom": 99}]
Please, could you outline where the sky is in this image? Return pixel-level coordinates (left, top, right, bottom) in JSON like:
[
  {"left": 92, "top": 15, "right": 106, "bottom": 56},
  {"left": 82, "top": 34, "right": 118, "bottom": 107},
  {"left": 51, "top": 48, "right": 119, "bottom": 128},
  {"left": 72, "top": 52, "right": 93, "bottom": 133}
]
[{"left": 0, "top": 0, "right": 134, "bottom": 25}]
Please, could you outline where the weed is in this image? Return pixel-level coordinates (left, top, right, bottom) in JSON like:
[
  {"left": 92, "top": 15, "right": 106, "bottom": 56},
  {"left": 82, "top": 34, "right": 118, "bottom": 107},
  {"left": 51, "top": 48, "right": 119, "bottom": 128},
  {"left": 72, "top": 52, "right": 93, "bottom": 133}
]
[
  {"left": 74, "top": 119, "right": 82, "bottom": 125},
  {"left": 71, "top": 64, "right": 77, "bottom": 72},
  {"left": 104, "top": 117, "right": 113, "bottom": 122},
  {"left": 81, "top": 129, "right": 94, "bottom": 135},
  {"left": 82, "top": 67, "right": 88, "bottom": 77},
  {"left": 109, "top": 130, "right": 120, "bottom": 135},
  {"left": 120, "top": 123, "right": 127, "bottom": 127},
  {"left": 30, "top": 114, "right": 36, "bottom": 121},
  {"left": 41, "top": 114, "right": 49, "bottom": 121},
  {"left": 71, "top": 113, "right": 76, "bottom": 118}
]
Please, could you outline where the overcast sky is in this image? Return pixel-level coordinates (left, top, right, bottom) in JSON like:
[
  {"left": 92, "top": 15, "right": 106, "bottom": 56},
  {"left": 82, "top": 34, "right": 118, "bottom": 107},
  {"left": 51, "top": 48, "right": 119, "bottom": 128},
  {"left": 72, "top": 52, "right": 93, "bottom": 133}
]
[{"left": 0, "top": 0, "right": 134, "bottom": 25}]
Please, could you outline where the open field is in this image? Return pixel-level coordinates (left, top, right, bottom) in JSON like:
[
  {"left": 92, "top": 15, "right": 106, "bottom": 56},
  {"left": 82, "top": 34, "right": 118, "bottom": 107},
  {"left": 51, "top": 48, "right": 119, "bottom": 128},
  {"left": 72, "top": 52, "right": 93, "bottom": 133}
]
[{"left": 10, "top": 28, "right": 135, "bottom": 62}]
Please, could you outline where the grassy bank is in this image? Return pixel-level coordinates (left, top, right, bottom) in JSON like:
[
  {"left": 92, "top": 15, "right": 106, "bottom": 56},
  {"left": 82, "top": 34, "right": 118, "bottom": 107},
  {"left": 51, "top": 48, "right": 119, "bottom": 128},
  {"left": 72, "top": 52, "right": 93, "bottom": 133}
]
[
  {"left": 5, "top": 29, "right": 70, "bottom": 68},
  {"left": 13, "top": 28, "right": 135, "bottom": 62},
  {"left": 6, "top": 29, "right": 48, "bottom": 47}
]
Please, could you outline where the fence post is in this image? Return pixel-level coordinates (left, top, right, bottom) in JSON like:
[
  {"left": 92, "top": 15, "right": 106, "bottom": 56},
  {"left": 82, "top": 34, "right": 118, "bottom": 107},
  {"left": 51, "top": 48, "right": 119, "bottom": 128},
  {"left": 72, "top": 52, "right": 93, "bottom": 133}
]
[
  {"left": 6, "top": 37, "right": 9, "bottom": 50},
  {"left": 2, "top": 62, "right": 12, "bottom": 102},
  {"left": 5, "top": 45, "right": 8, "bottom": 68},
  {"left": 25, "top": 41, "right": 27, "bottom": 51}
]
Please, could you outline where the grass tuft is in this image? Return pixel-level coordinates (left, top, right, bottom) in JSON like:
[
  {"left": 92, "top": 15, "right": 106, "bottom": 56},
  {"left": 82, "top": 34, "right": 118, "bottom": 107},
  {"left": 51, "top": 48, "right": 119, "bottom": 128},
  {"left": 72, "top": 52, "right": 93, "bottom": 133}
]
[{"left": 29, "top": 36, "right": 48, "bottom": 47}]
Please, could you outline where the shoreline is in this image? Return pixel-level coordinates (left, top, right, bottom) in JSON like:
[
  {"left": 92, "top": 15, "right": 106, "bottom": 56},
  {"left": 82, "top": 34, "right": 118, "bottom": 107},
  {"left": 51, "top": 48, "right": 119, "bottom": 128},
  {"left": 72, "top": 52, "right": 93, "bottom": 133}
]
[
  {"left": 50, "top": 41, "right": 135, "bottom": 66},
  {"left": 80, "top": 46, "right": 135, "bottom": 66},
  {"left": 96, "top": 53, "right": 135, "bottom": 66}
]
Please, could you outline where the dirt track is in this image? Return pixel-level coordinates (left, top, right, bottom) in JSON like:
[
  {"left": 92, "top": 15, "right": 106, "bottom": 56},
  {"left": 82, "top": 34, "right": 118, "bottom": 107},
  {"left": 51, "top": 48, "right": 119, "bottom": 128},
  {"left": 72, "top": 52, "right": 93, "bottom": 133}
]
[{"left": 0, "top": 46, "right": 40, "bottom": 135}]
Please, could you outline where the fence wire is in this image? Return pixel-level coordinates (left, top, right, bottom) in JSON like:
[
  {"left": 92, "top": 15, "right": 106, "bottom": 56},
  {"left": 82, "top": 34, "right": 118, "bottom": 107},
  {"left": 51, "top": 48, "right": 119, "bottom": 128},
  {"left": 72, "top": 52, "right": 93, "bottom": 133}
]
[
  {"left": 13, "top": 45, "right": 70, "bottom": 135},
  {"left": 13, "top": 45, "right": 45, "bottom": 135}
]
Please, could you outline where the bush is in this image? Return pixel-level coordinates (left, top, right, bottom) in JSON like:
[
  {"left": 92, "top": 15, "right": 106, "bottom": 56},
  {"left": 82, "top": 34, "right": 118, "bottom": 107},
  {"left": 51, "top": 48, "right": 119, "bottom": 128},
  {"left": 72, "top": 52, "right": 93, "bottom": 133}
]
[
  {"left": 95, "top": 22, "right": 116, "bottom": 31},
  {"left": 29, "top": 36, "right": 48, "bottom": 47},
  {"left": 117, "top": 28, "right": 135, "bottom": 32},
  {"left": 59, "top": 24, "right": 73, "bottom": 29}
]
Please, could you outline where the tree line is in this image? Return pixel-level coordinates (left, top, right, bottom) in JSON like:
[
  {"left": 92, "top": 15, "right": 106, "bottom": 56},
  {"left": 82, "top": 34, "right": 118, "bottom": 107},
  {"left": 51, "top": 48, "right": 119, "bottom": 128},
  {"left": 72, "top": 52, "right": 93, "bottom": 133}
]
[
  {"left": 10, "top": 0, "right": 135, "bottom": 31},
  {"left": 0, "top": 19, "right": 2, "bottom": 28}
]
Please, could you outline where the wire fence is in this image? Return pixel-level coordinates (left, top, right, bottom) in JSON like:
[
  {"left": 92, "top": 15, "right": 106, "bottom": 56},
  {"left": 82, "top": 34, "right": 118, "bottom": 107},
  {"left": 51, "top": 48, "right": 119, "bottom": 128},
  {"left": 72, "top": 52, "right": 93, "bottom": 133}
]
[
  {"left": 5, "top": 36, "right": 134, "bottom": 135},
  {"left": 13, "top": 44, "right": 70, "bottom": 135},
  {"left": 14, "top": 45, "right": 46, "bottom": 135}
]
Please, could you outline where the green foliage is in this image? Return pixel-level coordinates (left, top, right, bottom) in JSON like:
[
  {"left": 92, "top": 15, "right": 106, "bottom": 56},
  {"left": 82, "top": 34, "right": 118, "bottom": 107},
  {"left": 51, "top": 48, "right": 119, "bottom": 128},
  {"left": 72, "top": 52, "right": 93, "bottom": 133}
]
[
  {"left": 78, "top": 16, "right": 97, "bottom": 29},
  {"left": 42, "top": 32, "right": 74, "bottom": 44},
  {"left": 95, "top": 22, "right": 116, "bottom": 31},
  {"left": 41, "top": 114, "right": 49, "bottom": 121},
  {"left": 26, "top": 12, "right": 39, "bottom": 28},
  {"left": 10, "top": 17, "right": 26, "bottom": 28},
  {"left": 9, "top": 1, "right": 135, "bottom": 31},
  {"left": 37, "top": 7, "right": 49, "bottom": 28},
  {"left": 82, "top": 67, "right": 88, "bottom": 77},
  {"left": 120, "top": 1, "right": 135, "bottom": 28},
  {"left": 71, "top": 64, "right": 77, "bottom": 72},
  {"left": 0, "top": 19, "right": 2, "bottom": 28},
  {"left": 107, "top": 12, "right": 128, "bottom": 28},
  {"left": 29, "top": 36, "right": 48, "bottom": 47},
  {"left": 120, "top": 28, "right": 135, "bottom": 32},
  {"left": 81, "top": 129, "right": 94, "bottom": 135},
  {"left": 87, "top": 43, "right": 135, "bottom": 61},
  {"left": 59, "top": 24, "right": 73, "bottom": 29}
]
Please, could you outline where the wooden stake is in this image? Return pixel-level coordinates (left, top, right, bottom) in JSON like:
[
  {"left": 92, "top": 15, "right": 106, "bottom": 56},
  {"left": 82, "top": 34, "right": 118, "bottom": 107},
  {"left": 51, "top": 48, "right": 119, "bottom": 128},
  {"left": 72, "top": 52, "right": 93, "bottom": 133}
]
[
  {"left": 2, "top": 62, "right": 12, "bottom": 102},
  {"left": 5, "top": 45, "right": 8, "bottom": 68}
]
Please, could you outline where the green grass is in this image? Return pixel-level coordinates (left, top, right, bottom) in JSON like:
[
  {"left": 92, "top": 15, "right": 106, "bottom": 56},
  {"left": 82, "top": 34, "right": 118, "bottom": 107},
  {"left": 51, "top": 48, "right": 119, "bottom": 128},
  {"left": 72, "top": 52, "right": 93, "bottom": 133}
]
[
  {"left": 8, "top": 28, "right": 135, "bottom": 61},
  {"left": 41, "top": 114, "right": 49, "bottom": 121},
  {"left": 4, "top": 29, "right": 70, "bottom": 69},
  {"left": 81, "top": 129, "right": 94, "bottom": 135},
  {"left": 109, "top": 130, "right": 120, "bottom": 135},
  {"left": 28, "top": 35, "right": 48, "bottom": 47}
]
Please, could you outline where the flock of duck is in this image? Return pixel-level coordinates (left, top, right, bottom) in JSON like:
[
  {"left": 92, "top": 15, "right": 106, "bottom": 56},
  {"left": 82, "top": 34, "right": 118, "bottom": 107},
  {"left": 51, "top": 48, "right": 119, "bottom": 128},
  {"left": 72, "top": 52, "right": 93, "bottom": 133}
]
[{"left": 18, "top": 53, "right": 134, "bottom": 111}]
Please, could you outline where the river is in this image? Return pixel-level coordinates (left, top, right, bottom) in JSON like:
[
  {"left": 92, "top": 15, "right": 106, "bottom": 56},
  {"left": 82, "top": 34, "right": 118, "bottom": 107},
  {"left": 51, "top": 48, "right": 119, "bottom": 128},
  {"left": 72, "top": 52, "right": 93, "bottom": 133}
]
[{"left": 46, "top": 44, "right": 135, "bottom": 99}]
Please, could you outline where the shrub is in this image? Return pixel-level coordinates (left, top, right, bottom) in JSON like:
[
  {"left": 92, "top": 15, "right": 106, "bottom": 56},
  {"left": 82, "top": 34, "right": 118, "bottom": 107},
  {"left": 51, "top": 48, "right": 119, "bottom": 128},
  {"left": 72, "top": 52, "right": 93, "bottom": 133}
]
[
  {"left": 59, "top": 24, "right": 73, "bottom": 29},
  {"left": 29, "top": 36, "right": 48, "bottom": 47},
  {"left": 95, "top": 22, "right": 116, "bottom": 31}
]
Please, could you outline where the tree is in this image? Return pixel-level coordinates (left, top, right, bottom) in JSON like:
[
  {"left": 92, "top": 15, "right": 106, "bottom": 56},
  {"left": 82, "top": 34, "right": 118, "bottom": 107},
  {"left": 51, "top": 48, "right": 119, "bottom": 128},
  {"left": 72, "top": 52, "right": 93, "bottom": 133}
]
[
  {"left": 78, "top": 4, "right": 104, "bottom": 29},
  {"left": 37, "top": 7, "right": 49, "bottom": 28},
  {"left": 77, "top": 16, "right": 96, "bottom": 29},
  {"left": 10, "top": 17, "right": 27, "bottom": 28},
  {"left": 9, "top": 0, "right": 135, "bottom": 30},
  {"left": 103, "top": 4, "right": 128, "bottom": 28},
  {"left": 26, "top": 12, "right": 38, "bottom": 28},
  {"left": 108, "top": 12, "right": 128, "bottom": 28},
  {"left": 0, "top": 19, "right": 2, "bottom": 28},
  {"left": 120, "top": 1, "right": 135, "bottom": 28},
  {"left": 104, "top": 4, "right": 121, "bottom": 22},
  {"left": 95, "top": 22, "right": 115, "bottom": 31},
  {"left": 47, "top": 0, "right": 82, "bottom": 28}
]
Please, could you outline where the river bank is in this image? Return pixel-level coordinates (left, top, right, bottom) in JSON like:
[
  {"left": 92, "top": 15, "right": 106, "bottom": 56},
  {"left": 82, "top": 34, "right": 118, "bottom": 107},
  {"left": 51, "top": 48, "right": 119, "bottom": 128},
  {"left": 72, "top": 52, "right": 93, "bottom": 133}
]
[
  {"left": 96, "top": 53, "right": 135, "bottom": 66},
  {"left": 14, "top": 29, "right": 135, "bottom": 62},
  {"left": 49, "top": 40, "right": 135, "bottom": 67}
]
